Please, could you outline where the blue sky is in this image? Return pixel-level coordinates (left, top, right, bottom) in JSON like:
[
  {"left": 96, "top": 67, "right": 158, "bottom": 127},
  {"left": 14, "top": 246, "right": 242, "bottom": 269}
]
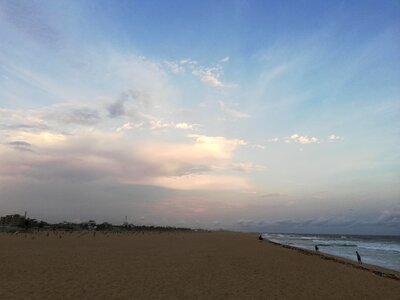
[{"left": 0, "top": 0, "right": 399, "bottom": 234}]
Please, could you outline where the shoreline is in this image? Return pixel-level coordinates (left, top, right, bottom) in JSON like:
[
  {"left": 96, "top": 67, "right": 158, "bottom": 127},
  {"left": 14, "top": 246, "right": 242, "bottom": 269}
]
[{"left": 265, "top": 238, "right": 400, "bottom": 281}]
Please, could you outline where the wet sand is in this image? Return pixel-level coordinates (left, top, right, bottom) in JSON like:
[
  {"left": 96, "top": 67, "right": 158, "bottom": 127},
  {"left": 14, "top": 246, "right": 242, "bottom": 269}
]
[{"left": 0, "top": 231, "right": 399, "bottom": 299}]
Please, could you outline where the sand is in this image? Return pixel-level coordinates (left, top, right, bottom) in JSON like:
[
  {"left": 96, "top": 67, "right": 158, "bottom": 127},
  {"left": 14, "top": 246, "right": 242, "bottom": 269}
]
[{"left": 0, "top": 231, "right": 399, "bottom": 300}]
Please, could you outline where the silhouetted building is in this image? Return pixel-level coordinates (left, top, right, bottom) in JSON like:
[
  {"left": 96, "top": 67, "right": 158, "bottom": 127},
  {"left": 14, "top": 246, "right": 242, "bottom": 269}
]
[
  {"left": 81, "top": 220, "right": 97, "bottom": 230},
  {"left": 0, "top": 214, "right": 26, "bottom": 227},
  {"left": 97, "top": 222, "right": 113, "bottom": 230}
]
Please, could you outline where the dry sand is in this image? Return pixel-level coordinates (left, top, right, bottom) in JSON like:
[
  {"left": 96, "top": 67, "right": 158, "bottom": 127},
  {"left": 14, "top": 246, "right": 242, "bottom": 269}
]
[{"left": 0, "top": 231, "right": 399, "bottom": 300}]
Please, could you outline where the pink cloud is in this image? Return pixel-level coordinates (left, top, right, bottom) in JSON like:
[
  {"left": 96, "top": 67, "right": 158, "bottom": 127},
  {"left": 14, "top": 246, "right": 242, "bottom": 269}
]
[{"left": 1, "top": 131, "right": 252, "bottom": 191}]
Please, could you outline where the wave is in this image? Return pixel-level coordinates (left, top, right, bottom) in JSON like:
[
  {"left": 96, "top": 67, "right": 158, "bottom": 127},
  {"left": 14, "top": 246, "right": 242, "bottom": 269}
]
[
  {"left": 317, "top": 243, "right": 357, "bottom": 247},
  {"left": 298, "top": 236, "right": 319, "bottom": 240},
  {"left": 263, "top": 234, "right": 400, "bottom": 252},
  {"left": 358, "top": 243, "right": 400, "bottom": 253},
  {"left": 315, "top": 240, "right": 400, "bottom": 252}
]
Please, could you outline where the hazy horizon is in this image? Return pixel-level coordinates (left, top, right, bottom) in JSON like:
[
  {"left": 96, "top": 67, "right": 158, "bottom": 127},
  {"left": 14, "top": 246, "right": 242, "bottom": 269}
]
[{"left": 0, "top": 1, "right": 399, "bottom": 235}]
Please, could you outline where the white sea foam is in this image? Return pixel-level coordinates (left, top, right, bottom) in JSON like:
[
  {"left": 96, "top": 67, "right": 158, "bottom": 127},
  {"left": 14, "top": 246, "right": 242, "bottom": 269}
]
[
  {"left": 262, "top": 233, "right": 400, "bottom": 272},
  {"left": 357, "top": 242, "right": 400, "bottom": 253}
]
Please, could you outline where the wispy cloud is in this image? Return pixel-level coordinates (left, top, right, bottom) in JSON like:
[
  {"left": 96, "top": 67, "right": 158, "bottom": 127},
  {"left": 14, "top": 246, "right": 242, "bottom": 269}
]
[
  {"left": 260, "top": 193, "right": 288, "bottom": 198},
  {"left": 40, "top": 104, "right": 101, "bottom": 125},
  {"left": 6, "top": 140, "right": 34, "bottom": 152},
  {"left": 268, "top": 137, "right": 279, "bottom": 143},
  {"left": 162, "top": 57, "right": 236, "bottom": 88},
  {"left": 192, "top": 66, "right": 224, "bottom": 87},
  {"left": 259, "top": 64, "right": 289, "bottom": 84},
  {"left": 115, "top": 117, "right": 172, "bottom": 131},
  {"left": 219, "top": 101, "right": 250, "bottom": 119},
  {"left": 374, "top": 208, "right": 400, "bottom": 226},
  {"left": 163, "top": 60, "right": 184, "bottom": 74},
  {"left": 251, "top": 144, "right": 266, "bottom": 150},
  {"left": 230, "top": 162, "right": 265, "bottom": 172},
  {"left": 233, "top": 212, "right": 400, "bottom": 232},
  {"left": 1, "top": 1, "right": 60, "bottom": 47},
  {"left": 0, "top": 108, "right": 49, "bottom": 132}
]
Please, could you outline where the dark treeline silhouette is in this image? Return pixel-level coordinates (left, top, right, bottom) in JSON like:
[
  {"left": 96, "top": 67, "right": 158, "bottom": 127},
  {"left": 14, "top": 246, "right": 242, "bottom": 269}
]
[
  {"left": 0, "top": 213, "right": 199, "bottom": 233},
  {"left": 133, "top": 225, "right": 193, "bottom": 232}
]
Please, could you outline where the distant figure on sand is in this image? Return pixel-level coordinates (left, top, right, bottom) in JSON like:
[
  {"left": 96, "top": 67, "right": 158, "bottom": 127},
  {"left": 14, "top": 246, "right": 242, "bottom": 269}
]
[
  {"left": 258, "top": 234, "right": 263, "bottom": 241},
  {"left": 315, "top": 245, "right": 319, "bottom": 252},
  {"left": 356, "top": 251, "right": 362, "bottom": 264}
]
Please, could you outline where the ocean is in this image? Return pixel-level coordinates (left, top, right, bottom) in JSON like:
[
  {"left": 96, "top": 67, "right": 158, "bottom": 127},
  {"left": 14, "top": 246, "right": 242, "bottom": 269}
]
[{"left": 262, "top": 233, "right": 400, "bottom": 272}]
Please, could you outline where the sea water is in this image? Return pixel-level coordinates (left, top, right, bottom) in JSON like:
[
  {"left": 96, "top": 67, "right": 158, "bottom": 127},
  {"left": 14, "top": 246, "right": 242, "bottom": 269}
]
[{"left": 262, "top": 233, "right": 400, "bottom": 272}]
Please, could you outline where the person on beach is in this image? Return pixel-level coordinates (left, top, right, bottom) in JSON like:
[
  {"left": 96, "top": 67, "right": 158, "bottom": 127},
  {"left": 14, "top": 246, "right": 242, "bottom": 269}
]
[
  {"left": 258, "top": 234, "right": 263, "bottom": 241},
  {"left": 315, "top": 245, "right": 319, "bottom": 252},
  {"left": 356, "top": 251, "right": 362, "bottom": 264}
]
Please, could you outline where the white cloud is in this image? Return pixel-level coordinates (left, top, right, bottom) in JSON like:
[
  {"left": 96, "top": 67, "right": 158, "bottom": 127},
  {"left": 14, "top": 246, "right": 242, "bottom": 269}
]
[
  {"left": 116, "top": 121, "right": 199, "bottom": 132},
  {"left": 286, "top": 134, "right": 319, "bottom": 144},
  {"left": 220, "top": 56, "right": 230, "bottom": 63},
  {"left": 179, "top": 59, "right": 198, "bottom": 66},
  {"left": 298, "top": 135, "right": 318, "bottom": 144},
  {"left": 143, "top": 174, "right": 250, "bottom": 191},
  {"left": 188, "top": 134, "right": 247, "bottom": 158},
  {"left": 328, "top": 134, "right": 343, "bottom": 141},
  {"left": 268, "top": 137, "right": 279, "bottom": 143},
  {"left": 192, "top": 67, "right": 224, "bottom": 87},
  {"left": 163, "top": 61, "right": 184, "bottom": 74},
  {"left": 116, "top": 122, "right": 141, "bottom": 132},
  {"left": 175, "top": 123, "right": 199, "bottom": 130},
  {"left": 268, "top": 133, "right": 343, "bottom": 145}
]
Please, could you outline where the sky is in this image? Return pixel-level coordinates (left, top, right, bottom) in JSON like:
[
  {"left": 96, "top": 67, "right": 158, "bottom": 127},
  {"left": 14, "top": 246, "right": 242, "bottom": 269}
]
[{"left": 0, "top": 0, "right": 399, "bottom": 234}]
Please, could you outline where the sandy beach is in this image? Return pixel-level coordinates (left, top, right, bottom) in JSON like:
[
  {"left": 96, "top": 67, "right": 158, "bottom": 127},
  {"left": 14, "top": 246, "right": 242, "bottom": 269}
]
[{"left": 0, "top": 231, "right": 399, "bottom": 299}]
